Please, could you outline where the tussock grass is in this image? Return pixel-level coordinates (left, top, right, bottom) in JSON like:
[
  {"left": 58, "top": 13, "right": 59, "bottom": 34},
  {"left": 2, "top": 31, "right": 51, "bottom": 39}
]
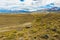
[{"left": 0, "top": 12, "right": 60, "bottom": 40}]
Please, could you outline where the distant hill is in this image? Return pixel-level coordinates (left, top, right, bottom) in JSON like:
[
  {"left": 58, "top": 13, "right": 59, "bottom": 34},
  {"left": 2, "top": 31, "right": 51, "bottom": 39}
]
[{"left": 0, "top": 9, "right": 29, "bottom": 13}]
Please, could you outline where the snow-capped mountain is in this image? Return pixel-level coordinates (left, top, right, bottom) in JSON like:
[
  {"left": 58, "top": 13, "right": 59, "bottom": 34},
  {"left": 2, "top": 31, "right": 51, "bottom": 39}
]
[
  {"left": 47, "top": 7, "right": 60, "bottom": 11},
  {"left": 39, "top": 3, "right": 60, "bottom": 11}
]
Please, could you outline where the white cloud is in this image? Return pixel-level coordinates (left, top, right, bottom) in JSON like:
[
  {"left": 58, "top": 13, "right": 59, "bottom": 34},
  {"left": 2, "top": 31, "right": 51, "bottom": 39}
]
[
  {"left": 54, "top": 0, "right": 60, "bottom": 7},
  {"left": 0, "top": 0, "right": 60, "bottom": 11}
]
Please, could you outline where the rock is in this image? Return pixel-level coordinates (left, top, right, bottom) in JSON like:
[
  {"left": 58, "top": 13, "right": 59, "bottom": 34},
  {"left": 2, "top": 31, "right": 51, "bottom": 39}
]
[{"left": 40, "top": 34, "right": 49, "bottom": 39}]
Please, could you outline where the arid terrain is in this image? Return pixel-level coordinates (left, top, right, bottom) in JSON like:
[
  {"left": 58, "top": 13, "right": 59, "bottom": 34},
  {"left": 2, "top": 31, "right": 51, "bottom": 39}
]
[{"left": 0, "top": 12, "right": 60, "bottom": 40}]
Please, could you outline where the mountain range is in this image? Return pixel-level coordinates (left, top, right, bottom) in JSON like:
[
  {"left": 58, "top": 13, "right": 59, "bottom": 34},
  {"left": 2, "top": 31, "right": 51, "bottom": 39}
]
[{"left": 0, "top": 3, "right": 60, "bottom": 13}]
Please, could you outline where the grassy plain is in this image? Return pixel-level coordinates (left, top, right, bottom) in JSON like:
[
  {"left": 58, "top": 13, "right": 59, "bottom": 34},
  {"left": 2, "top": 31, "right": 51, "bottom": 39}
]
[
  {"left": 0, "top": 14, "right": 34, "bottom": 27},
  {"left": 0, "top": 12, "right": 60, "bottom": 40}
]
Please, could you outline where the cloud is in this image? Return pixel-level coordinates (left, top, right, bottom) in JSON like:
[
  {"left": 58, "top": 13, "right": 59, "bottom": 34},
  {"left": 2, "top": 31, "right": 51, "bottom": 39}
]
[
  {"left": 54, "top": 0, "right": 60, "bottom": 7},
  {"left": 0, "top": 0, "right": 60, "bottom": 12}
]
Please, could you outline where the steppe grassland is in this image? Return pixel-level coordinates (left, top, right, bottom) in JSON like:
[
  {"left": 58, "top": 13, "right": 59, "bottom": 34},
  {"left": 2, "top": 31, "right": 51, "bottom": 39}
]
[{"left": 0, "top": 12, "right": 60, "bottom": 40}]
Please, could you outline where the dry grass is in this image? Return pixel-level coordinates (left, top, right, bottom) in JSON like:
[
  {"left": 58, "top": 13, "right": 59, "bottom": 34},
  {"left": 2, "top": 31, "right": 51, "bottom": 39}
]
[
  {"left": 0, "top": 14, "right": 34, "bottom": 27},
  {"left": 0, "top": 12, "right": 60, "bottom": 40}
]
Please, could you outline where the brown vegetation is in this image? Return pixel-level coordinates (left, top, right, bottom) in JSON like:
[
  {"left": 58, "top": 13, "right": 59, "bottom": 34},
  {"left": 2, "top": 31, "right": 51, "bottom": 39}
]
[{"left": 0, "top": 12, "right": 60, "bottom": 40}]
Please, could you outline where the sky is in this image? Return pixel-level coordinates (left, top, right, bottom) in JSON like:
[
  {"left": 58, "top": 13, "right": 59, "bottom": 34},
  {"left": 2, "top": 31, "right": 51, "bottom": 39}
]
[{"left": 0, "top": 0, "right": 60, "bottom": 12}]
